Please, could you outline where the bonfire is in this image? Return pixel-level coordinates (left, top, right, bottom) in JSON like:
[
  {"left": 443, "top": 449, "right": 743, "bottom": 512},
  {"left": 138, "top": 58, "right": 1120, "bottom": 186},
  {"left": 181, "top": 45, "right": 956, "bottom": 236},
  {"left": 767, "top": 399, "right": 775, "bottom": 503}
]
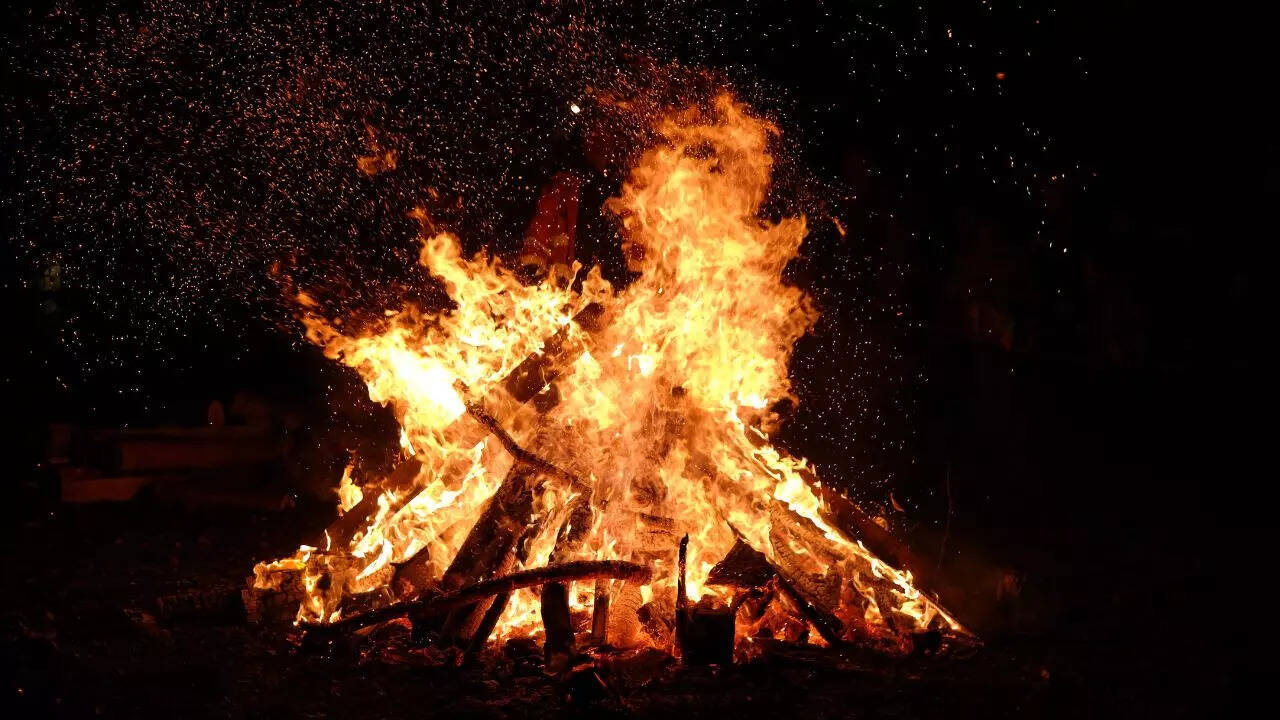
[{"left": 251, "top": 94, "right": 970, "bottom": 667}]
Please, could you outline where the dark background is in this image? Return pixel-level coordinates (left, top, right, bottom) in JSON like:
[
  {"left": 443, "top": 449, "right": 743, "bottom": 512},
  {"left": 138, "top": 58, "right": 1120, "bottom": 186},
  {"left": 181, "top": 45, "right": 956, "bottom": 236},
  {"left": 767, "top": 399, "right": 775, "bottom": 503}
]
[{"left": 1, "top": 1, "right": 1264, "bottom": 714}]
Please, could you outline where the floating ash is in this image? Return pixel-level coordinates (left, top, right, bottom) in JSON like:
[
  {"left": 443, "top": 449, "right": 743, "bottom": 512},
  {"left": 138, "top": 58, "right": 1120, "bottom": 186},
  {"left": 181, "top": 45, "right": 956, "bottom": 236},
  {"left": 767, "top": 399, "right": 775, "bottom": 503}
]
[{"left": 252, "top": 93, "right": 971, "bottom": 665}]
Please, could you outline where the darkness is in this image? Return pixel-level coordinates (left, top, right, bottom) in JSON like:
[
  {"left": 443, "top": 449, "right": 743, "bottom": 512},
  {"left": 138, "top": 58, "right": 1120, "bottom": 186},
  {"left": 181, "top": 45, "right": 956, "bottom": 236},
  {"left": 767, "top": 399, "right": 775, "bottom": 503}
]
[{"left": 1, "top": 1, "right": 1263, "bottom": 717}]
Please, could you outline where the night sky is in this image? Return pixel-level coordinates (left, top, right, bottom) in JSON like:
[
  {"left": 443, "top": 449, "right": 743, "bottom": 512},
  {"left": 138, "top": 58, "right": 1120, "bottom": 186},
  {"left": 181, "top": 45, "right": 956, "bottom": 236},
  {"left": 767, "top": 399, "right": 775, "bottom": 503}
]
[{"left": 1, "top": 1, "right": 1263, "bottom": 535}]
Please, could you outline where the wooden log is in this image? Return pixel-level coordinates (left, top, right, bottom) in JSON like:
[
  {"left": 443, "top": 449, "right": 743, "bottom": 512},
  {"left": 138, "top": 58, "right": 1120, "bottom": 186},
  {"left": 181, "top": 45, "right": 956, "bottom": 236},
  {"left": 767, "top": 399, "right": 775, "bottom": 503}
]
[
  {"left": 540, "top": 494, "right": 595, "bottom": 666},
  {"left": 317, "top": 456, "right": 425, "bottom": 550},
  {"left": 707, "top": 538, "right": 777, "bottom": 589},
  {"left": 463, "top": 516, "right": 543, "bottom": 658},
  {"left": 299, "top": 560, "right": 650, "bottom": 637},
  {"left": 490, "top": 302, "right": 606, "bottom": 411},
  {"left": 443, "top": 462, "right": 541, "bottom": 591},
  {"left": 711, "top": 434, "right": 956, "bottom": 626},
  {"left": 708, "top": 537, "right": 844, "bottom": 647},
  {"left": 771, "top": 572, "right": 843, "bottom": 646},
  {"left": 731, "top": 586, "right": 774, "bottom": 624},
  {"left": 735, "top": 429, "right": 936, "bottom": 593},
  {"left": 636, "top": 599, "right": 675, "bottom": 648},
  {"left": 400, "top": 419, "right": 589, "bottom": 645},
  {"left": 463, "top": 403, "right": 590, "bottom": 493},
  {"left": 423, "top": 462, "right": 542, "bottom": 644},
  {"left": 464, "top": 591, "right": 510, "bottom": 658},
  {"left": 242, "top": 571, "right": 305, "bottom": 626},
  {"left": 590, "top": 579, "right": 609, "bottom": 644},
  {"left": 768, "top": 524, "right": 841, "bottom": 612},
  {"left": 810, "top": 480, "right": 936, "bottom": 590},
  {"left": 541, "top": 581, "right": 575, "bottom": 671},
  {"left": 155, "top": 585, "right": 244, "bottom": 624},
  {"left": 607, "top": 581, "right": 644, "bottom": 648},
  {"left": 393, "top": 419, "right": 588, "bottom": 600},
  {"left": 675, "top": 534, "right": 689, "bottom": 654}
]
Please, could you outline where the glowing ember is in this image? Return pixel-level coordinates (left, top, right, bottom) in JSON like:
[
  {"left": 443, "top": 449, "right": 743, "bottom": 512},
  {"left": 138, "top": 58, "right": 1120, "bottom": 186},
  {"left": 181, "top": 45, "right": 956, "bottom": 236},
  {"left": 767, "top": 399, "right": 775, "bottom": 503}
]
[{"left": 255, "top": 93, "right": 966, "bottom": 650}]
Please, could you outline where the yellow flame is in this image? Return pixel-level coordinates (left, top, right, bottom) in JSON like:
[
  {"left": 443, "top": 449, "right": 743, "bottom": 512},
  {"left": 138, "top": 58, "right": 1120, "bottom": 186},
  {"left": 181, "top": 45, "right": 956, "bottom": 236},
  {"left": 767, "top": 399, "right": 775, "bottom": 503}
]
[{"left": 336, "top": 461, "right": 362, "bottom": 514}]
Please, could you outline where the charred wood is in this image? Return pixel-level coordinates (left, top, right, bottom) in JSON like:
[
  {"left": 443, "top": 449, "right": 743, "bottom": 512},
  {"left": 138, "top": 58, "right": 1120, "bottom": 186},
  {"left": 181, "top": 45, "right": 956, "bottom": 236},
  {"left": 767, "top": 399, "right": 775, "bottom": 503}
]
[
  {"left": 590, "top": 579, "right": 610, "bottom": 645},
  {"left": 416, "top": 462, "right": 542, "bottom": 644},
  {"left": 540, "top": 581, "right": 575, "bottom": 671},
  {"left": 607, "top": 581, "right": 644, "bottom": 648},
  {"left": 636, "top": 599, "right": 675, "bottom": 648},
  {"left": 675, "top": 533, "right": 689, "bottom": 654},
  {"left": 318, "top": 456, "right": 425, "bottom": 550},
  {"left": 539, "top": 495, "right": 595, "bottom": 665},
  {"left": 709, "top": 537, "right": 844, "bottom": 647},
  {"left": 464, "top": 591, "right": 512, "bottom": 660},
  {"left": 439, "top": 464, "right": 540, "bottom": 591},
  {"left": 768, "top": 524, "right": 841, "bottom": 612},
  {"left": 772, "top": 571, "right": 844, "bottom": 646},
  {"left": 463, "top": 514, "right": 543, "bottom": 657},
  {"left": 463, "top": 403, "right": 589, "bottom": 493},
  {"left": 494, "top": 302, "right": 605, "bottom": 407},
  {"left": 707, "top": 539, "right": 777, "bottom": 589}
]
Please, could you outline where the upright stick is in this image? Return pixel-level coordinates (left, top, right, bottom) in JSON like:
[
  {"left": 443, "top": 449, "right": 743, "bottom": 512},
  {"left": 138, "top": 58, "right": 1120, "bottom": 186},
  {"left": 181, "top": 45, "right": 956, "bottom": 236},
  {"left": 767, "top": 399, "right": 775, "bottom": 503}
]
[{"left": 676, "top": 533, "right": 689, "bottom": 653}]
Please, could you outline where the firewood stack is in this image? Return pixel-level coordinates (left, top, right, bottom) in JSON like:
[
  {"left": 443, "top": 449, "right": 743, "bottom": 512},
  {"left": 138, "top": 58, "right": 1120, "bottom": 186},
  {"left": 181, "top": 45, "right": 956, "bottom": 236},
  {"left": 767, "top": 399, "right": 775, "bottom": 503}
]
[
  {"left": 249, "top": 94, "right": 976, "bottom": 668},
  {"left": 250, "top": 306, "right": 970, "bottom": 662}
]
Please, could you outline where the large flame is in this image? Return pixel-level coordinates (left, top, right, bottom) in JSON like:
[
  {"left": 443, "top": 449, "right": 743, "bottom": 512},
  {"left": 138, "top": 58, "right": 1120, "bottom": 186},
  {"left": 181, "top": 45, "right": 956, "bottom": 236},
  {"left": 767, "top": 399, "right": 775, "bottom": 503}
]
[{"left": 256, "top": 94, "right": 961, "bottom": 645}]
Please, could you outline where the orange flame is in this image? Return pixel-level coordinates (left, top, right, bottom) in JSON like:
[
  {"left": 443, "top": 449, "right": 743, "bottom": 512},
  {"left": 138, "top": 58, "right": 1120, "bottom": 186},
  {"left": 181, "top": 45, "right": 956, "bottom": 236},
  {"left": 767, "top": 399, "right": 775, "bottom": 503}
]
[{"left": 255, "top": 93, "right": 965, "bottom": 646}]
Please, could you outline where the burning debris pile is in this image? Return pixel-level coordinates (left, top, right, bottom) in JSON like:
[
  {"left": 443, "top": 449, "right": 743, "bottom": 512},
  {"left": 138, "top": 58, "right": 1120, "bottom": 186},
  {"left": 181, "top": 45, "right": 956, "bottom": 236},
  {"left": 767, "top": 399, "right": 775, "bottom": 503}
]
[{"left": 251, "top": 94, "right": 971, "bottom": 669}]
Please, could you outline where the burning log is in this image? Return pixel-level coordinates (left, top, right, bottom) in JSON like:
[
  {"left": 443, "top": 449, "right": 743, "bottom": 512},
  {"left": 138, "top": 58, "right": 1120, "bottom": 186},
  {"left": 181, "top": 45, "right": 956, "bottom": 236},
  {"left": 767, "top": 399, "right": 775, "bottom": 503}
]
[
  {"left": 540, "top": 581, "right": 576, "bottom": 671},
  {"left": 489, "top": 302, "right": 606, "bottom": 409},
  {"left": 768, "top": 524, "right": 841, "bottom": 614},
  {"left": 771, "top": 572, "right": 843, "bottom": 646},
  {"left": 707, "top": 537, "right": 844, "bottom": 646},
  {"left": 729, "top": 421, "right": 947, "bottom": 603},
  {"left": 406, "top": 417, "right": 591, "bottom": 644},
  {"left": 706, "top": 538, "right": 777, "bottom": 589},
  {"left": 809, "top": 479, "right": 937, "bottom": 591},
  {"left": 636, "top": 599, "right": 675, "bottom": 648},
  {"left": 394, "top": 420, "right": 590, "bottom": 597},
  {"left": 675, "top": 534, "right": 690, "bottom": 652},
  {"left": 425, "top": 462, "right": 542, "bottom": 644},
  {"left": 318, "top": 455, "right": 426, "bottom": 551},
  {"left": 438, "top": 463, "right": 541, "bottom": 591},
  {"left": 540, "top": 493, "right": 596, "bottom": 666},
  {"left": 466, "top": 404, "right": 590, "bottom": 493},
  {"left": 590, "top": 579, "right": 610, "bottom": 645},
  {"left": 607, "top": 582, "right": 645, "bottom": 647},
  {"left": 704, "top": 438, "right": 957, "bottom": 632},
  {"left": 587, "top": 511, "right": 674, "bottom": 648},
  {"left": 464, "top": 589, "right": 512, "bottom": 658},
  {"left": 300, "top": 560, "right": 650, "bottom": 637},
  {"left": 731, "top": 586, "right": 775, "bottom": 624},
  {"left": 739, "top": 433, "right": 937, "bottom": 591},
  {"left": 463, "top": 511, "right": 543, "bottom": 658}
]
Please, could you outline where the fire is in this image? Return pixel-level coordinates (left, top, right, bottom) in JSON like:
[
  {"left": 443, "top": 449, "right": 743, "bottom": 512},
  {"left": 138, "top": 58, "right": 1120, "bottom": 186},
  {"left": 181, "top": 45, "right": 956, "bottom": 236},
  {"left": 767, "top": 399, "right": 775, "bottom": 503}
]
[
  {"left": 336, "top": 461, "right": 362, "bottom": 514},
  {"left": 255, "top": 93, "right": 965, "bottom": 648}
]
